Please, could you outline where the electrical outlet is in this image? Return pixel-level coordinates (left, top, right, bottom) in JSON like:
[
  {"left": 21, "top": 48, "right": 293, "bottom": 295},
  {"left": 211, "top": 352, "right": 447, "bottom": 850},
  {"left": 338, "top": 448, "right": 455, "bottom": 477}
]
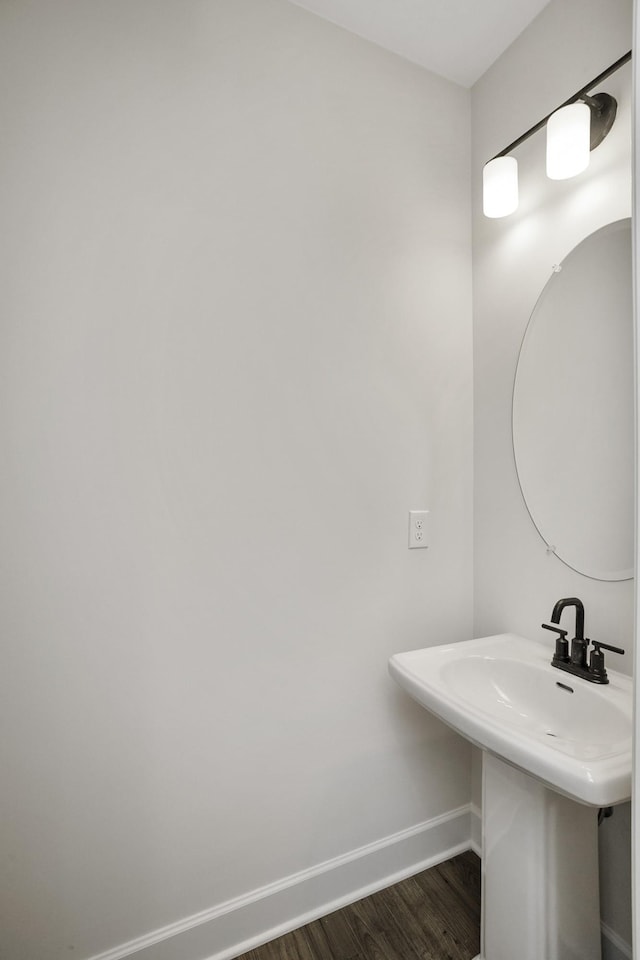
[{"left": 408, "top": 510, "right": 429, "bottom": 549}]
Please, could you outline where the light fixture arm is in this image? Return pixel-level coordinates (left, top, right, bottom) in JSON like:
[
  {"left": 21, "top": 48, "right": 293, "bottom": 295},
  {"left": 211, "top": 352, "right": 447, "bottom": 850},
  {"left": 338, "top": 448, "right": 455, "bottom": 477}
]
[{"left": 488, "top": 50, "right": 631, "bottom": 162}]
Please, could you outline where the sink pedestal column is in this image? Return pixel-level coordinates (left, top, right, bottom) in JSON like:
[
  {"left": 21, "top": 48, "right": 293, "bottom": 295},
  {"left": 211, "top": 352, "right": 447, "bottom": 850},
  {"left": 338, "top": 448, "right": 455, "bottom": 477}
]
[{"left": 474, "top": 752, "right": 602, "bottom": 960}]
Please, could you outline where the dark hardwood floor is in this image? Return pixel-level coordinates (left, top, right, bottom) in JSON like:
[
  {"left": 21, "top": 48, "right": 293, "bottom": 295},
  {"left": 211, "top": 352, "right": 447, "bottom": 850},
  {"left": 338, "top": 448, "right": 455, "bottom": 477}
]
[{"left": 236, "top": 851, "right": 481, "bottom": 960}]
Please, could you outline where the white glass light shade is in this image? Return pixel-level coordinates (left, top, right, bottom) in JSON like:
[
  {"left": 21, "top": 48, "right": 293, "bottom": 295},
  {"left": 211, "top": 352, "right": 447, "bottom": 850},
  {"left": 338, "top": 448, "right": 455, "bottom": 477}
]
[
  {"left": 546, "top": 102, "right": 591, "bottom": 180},
  {"left": 483, "top": 156, "right": 518, "bottom": 218}
]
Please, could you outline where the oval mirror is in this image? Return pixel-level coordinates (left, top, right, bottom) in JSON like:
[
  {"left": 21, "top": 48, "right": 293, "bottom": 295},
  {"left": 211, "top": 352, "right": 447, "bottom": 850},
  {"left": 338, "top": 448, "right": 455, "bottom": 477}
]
[{"left": 512, "top": 219, "right": 633, "bottom": 581}]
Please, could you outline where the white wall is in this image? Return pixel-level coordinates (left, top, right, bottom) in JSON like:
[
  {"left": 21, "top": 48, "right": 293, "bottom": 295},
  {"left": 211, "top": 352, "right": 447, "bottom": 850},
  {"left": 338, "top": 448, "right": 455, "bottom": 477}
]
[
  {"left": 0, "top": 2, "right": 474, "bottom": 958},
  {"left": 472, "top": 0, "right": 633, "bottom": 949},
  {"left": 634, "top": 7, "right": 640, "bottom": 955}
]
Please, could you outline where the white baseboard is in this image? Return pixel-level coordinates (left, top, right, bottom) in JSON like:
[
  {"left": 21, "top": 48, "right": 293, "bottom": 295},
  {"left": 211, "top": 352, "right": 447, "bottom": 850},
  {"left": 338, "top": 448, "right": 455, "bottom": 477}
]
[
  {"left": 601, "top": 921, "right": 632, "bottom": 960},
  {"left": 469, "top": 802, "right": 482, "bottom": 856},
  {"left": 87, "top": 804, "right": 472, "bottom": 960}
]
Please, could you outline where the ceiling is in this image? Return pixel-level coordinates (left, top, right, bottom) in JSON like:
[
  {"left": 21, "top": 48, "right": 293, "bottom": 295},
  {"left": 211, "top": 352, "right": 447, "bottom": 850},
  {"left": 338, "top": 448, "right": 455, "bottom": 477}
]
[{"left": 287, "top": 0, "right": 552, "bottom": 87}]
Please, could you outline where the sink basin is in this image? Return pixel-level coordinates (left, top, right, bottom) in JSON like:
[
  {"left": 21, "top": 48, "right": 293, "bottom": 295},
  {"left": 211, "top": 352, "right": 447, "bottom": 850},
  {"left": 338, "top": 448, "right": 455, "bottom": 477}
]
[{"left": 389, "top": 633, "right": 632, "bottom": 806}]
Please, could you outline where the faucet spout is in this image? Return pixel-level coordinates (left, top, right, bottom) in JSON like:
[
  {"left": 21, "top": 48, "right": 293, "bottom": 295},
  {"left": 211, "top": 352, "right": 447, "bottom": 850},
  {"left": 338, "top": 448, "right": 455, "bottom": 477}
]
[
  {"left": 550, "top": 597, "right": 586, "bottom": 666},
  {"left": 551, "top": 597, "right": 584, "bottom": 639}
]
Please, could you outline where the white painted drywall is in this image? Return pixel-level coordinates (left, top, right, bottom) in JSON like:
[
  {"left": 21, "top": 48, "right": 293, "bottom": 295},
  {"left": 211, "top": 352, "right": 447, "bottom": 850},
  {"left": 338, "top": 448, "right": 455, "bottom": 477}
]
[
  {"left": 472, "top": 0, "right": 633, "bottom": 947},
  {"left": 634, "top": 6, "right": 640, "bottom": 955},
  {"left": 0, "top": 2, "right": 473, "bottom": 957}
]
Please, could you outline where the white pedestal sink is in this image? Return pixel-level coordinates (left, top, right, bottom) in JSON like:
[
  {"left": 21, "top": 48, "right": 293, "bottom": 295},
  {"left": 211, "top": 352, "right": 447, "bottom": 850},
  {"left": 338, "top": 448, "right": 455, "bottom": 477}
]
[{"left": 389, "top": 634, "right": 632, "bottom": 960}]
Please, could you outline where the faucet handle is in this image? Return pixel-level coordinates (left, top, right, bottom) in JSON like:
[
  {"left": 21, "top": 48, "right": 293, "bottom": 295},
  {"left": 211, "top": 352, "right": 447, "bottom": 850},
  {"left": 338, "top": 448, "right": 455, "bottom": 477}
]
[
  {"left": 588, "top": 641, "right": 625, "bottom": 684},
  {"left": 541, "top": 622, "right": 570, "bottom": 663},
  {"left": 591, "top": 641, "right": 625, "bottom": 656}
]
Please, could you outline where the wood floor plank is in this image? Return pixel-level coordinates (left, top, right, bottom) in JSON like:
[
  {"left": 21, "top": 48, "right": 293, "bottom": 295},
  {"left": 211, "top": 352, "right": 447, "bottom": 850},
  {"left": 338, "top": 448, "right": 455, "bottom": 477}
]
[
  {"left": 383, "top": 882, "right": 462, "bottom": 959},
  {"left": 417, "top": 851, "right": 481, "bottom": 914},
  {"left": 313, "top": 908, "right": 361, "bottom": 960},
  {"left": 289, "top": 925, "right": 326, "bottom": 960},
  {"left": 412, "top": 857, "right": 481, "bottom": 934},
  {"left": 354, "top": 885, "right": 442, "bottom": 960},
  {"left": 407, "top": 874, "right": 480, "bottom": 952},
  {"left": 365, "top": 877, "right": 477, "bottom": 960},
  {"left": 389, "top": 882, "right": 480, "bottom": 960},
  {"left": 340, "top": 896, "right": 407, "bottom": 960}
]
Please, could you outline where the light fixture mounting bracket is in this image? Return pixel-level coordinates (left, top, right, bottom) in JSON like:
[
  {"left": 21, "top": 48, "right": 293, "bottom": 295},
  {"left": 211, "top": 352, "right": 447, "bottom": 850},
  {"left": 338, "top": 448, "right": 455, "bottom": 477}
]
[{"left": 582, "top": 92, "right": 618, "bottom": 150}]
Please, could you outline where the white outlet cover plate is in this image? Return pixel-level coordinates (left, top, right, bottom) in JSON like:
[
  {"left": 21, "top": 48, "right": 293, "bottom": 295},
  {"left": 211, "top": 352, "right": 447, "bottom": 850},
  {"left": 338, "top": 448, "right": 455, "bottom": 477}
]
[{"left": 408, "top": 510, "right": 429, "bottom": 549}]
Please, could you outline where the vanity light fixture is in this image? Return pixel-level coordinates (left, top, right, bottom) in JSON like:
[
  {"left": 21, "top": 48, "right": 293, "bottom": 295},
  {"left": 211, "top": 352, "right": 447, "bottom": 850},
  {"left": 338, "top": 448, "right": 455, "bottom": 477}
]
[
  {"left": 547, "top": 93, "right": 618, "bottom": 179},
  {"left": 483, "top": 155, "right": 518, "bottom": 218},
  {"left": 482, "top": 50, "right": 630, "bottom": 218},
  {"left": 546, "top": 101, "right": 591, "bottom": 179}
]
